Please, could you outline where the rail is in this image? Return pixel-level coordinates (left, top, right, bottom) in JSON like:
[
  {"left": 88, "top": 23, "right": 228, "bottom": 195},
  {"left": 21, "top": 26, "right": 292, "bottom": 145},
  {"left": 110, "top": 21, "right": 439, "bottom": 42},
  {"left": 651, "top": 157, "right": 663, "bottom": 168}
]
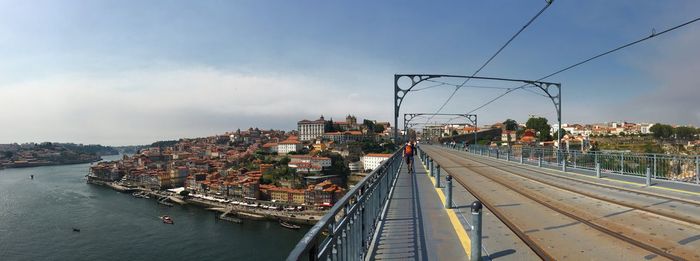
[
  {"left": 444, "top": 144, "right": 700, "bottom": 185},
  {"left": 287, "top": 147, "right": 404, "bottom": 260}
]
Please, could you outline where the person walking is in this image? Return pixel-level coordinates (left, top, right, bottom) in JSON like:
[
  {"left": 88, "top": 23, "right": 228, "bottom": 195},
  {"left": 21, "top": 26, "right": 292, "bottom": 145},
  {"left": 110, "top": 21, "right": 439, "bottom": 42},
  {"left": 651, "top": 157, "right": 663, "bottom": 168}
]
[{"left": 404, "top": 141, "right": 415, "bottom": 174}]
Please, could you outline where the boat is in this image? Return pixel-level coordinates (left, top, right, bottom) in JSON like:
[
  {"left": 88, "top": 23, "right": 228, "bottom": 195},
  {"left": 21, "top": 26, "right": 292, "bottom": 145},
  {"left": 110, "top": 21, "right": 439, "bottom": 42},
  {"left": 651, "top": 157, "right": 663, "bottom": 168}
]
[
  {"left": 160, "top": 215, "right": 174, "bottom": 224},
  {"left": 279, "top": 220, "right": 301, "bottom": 229},
  {"left": 158, "top": 199, "right": 174, "bottom": 207},
  {"left": 72, "top": 228, "right": 80, "bottom": 232},
  {"left": 219, "top": 214, "right": 243, "bottom": 224}
]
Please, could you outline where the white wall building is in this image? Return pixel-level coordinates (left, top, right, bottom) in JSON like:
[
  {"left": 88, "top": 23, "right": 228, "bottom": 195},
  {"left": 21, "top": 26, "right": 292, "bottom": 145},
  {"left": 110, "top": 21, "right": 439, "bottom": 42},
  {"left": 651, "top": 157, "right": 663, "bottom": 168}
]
[
  {"left": 277, "top": 140, "right": 302, "bottom": 154},
  {"left": 298, "top": 116, "right": 326, "bottom": 141},
  {"left": 361, "top": 153, "right": 392, "bottom": 171},
  {"left": 289, "top": 155, "right": 332, "bottom": 168}
]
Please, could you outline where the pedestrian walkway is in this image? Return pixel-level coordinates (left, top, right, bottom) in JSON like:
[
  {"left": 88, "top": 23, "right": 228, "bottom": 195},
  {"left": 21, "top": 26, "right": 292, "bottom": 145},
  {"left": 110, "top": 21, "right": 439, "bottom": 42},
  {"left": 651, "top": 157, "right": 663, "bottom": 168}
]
[{"left": 369, "top": 159, "right": 468, "bottom": 260}]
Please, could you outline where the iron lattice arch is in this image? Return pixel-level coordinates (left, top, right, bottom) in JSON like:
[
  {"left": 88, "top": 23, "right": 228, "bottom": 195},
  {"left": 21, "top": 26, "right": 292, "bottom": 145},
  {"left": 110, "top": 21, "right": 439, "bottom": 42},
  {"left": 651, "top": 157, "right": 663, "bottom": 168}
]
[
  {"left": 403, "top": 113, "right": 477, "bottom": 143},
  {"left": 393, "top": 74, "right": 562, "bottom": 146}
]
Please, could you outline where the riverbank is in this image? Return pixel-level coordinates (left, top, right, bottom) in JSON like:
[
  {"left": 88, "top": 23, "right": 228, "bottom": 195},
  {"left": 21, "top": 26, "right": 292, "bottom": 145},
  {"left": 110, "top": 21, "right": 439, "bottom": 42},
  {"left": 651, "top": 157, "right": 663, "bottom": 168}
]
[
  {"left": 1, "top": 157, "right": 102, "bottom": 169},
  {"left": 89, "top": 181, "right": 323, "bottom": 226}
]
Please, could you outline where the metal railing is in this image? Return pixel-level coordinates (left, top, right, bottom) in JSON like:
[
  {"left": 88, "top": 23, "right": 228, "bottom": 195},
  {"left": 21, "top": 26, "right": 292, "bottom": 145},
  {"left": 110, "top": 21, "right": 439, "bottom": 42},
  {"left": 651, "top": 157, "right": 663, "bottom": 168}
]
[
  {"left": 443, "top": 144, "right": 700, "bottom": 185},
  {"left": 287, "top": 148, "right": 404, "bottom": 261}
]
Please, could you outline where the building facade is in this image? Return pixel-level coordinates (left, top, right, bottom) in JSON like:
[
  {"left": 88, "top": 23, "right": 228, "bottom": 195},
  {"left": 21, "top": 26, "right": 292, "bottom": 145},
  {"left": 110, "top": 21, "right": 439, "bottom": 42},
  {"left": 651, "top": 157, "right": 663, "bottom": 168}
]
[
  {"left": 361, "top": 153, "right": 392, "bottom": 171},
  {"left": 298, "top": 116, "right": 326, "bottom": 141}
]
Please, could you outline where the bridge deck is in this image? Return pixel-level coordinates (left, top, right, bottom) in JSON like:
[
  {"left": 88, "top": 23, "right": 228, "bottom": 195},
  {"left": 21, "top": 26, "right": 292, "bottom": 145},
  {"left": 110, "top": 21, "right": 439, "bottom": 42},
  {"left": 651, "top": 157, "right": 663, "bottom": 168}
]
[
  {"left": 369, "top": 157, "right": 467, "bottom": 260},
  {"left": 418, "top": 145, "right": 700, "bottom": 260},
  {"left": 369, "top": 149, "right": 539, "bottom": 260}
]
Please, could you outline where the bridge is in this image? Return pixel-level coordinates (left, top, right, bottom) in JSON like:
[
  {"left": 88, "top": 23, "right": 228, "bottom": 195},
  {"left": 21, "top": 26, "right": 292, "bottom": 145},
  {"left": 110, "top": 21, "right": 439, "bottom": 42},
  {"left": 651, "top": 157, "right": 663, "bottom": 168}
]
[{"left": 287, "top": 144, "right": 700, "bottom": 260}]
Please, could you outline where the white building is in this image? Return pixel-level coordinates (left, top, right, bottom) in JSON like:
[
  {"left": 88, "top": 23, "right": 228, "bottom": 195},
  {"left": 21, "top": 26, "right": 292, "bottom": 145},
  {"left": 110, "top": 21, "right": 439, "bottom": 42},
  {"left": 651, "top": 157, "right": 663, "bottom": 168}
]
[
  {"left": 361, "top": 153, "right": 392, "bottom": 171},
  {"left": 298, "top": 116, "right": 326, "bottom": 141},
  {"left": 501, "top": 130, "right": 517, "bottom": 142},
  {"left": 289, "top": 155, "right": 332, "bottom": 168},
  {"left": 277, "top": 140, "right": 302, "bottom": 154},
  {"left": 640, "top": 123, "right": 654, "bottom": 134}
]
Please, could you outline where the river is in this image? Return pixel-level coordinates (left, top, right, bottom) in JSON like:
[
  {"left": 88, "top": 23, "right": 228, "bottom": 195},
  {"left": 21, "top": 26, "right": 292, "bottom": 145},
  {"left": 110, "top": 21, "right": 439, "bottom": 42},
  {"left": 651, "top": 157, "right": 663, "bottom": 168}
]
[{"left": 0, "top": 155, "right": 307, "bottom": 261}]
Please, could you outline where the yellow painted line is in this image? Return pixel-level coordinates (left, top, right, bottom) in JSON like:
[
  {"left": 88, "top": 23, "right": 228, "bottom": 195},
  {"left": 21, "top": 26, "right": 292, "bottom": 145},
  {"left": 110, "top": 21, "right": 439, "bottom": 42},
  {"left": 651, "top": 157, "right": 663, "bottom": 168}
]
[{"left": 419, "top": 160, "right": 472, "bottom": 259}]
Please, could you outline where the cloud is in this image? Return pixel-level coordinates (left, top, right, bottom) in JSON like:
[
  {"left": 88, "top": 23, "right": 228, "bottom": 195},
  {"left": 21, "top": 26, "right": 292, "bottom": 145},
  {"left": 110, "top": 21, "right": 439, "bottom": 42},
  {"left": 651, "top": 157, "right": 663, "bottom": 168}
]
[{"left": 0, "top": 66, "right": 387, "bottom": 145}]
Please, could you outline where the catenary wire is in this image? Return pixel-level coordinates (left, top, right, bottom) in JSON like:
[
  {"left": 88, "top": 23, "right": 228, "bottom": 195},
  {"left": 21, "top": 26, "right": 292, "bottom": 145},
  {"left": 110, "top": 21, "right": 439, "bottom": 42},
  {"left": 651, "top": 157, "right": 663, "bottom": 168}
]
[
  {"left": 467, "top": 16, "right": 700, "bottom": 114},
  {"left": 424, "top": 1, "right": 554, "bottom": 123}
]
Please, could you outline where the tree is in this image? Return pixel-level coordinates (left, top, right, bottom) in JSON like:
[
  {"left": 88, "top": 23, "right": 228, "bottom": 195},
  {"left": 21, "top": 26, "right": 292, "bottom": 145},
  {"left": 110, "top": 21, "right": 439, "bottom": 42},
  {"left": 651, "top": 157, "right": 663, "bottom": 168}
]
[
  {"left": 674, "top": 126, "right": 696, "bottom": 140},
  {"left": 649, "top": 123, "right": 673, "bottom": 139},
  {"left": 363, "top": 119, "right": 376, "bottom": 133},
  {"left": 526, "top": 117, "right": 552, "bottom": 141},
  {"left": 552, "top": 128, "right": 570, "bottom": 139},
  {"left": 279, "top": 156, "right": 291, "bottom": 165},
  {"left": 503, "top": 119, "right": 518, "bottom": 131}
]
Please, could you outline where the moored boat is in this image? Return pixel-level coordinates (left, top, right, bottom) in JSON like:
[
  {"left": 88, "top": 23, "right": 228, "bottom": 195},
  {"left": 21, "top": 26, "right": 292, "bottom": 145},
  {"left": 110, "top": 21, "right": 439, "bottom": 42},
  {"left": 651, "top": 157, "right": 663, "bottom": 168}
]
[
  {"left": 160, "top": 215, "right": 174, "bottom": 224},
  {"left": 279, "top": 220, "right": 301, "bottom": 229}
]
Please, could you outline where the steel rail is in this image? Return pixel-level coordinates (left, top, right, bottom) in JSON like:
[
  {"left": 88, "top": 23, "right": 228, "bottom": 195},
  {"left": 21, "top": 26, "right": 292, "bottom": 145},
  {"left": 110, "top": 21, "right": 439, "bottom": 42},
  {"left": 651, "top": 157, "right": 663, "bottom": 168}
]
[
  {"left": 418, "top": 147, "right": 554, "bottom": 261},
  {"left": 442, "top": 148, "right": 700, "bottom": 226},
  {"left": 427, "top": 147, "right": 685, "bottom": 260}
]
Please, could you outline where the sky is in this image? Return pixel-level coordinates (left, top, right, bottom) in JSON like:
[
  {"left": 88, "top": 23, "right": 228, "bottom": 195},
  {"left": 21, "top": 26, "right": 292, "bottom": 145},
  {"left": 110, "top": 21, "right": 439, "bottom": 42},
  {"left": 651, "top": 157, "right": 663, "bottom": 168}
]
[{"left": 0, "top": 0, "right": 699, "bottom": 145}]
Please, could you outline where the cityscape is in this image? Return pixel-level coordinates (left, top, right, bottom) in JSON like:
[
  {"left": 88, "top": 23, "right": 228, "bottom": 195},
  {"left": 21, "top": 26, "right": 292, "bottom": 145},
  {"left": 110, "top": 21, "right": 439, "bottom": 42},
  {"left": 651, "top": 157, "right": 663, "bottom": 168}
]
[{"left": 1, "top": 1, "right": 699, "bottom": 261}]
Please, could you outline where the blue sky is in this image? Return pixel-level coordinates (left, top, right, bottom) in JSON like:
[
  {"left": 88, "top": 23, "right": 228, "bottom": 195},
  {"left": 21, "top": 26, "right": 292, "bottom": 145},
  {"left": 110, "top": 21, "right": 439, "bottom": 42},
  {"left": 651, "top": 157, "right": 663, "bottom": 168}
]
[{"left": 0, "top": 0, "right": 699, "bottom": 145}]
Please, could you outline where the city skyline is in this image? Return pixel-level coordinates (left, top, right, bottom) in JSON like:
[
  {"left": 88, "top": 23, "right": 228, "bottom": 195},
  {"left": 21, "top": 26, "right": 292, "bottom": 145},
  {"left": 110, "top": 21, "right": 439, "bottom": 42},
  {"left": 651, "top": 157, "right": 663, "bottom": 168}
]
[{"left": 1, "top": 1, "right": 699, "bottom": 145}]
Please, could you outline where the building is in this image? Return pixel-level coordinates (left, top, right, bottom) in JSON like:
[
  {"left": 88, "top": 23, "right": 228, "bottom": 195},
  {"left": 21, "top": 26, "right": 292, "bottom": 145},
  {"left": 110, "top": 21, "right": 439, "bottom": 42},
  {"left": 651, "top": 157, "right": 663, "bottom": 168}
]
[
  {"left": 277, "top": 138, "right": 302, "bottom": 154},
  {"left": 289, "top": 155, "right": 332, "bottom": 168},
  {"left": 361, "top": 153, "right": 392, "bottom": 171},
  {"left": 298, "top": 116, "right": 326, "bottom": 141},
  {"left": 640, "top": 123, "right": 654, "bottom": 134},
  {"left": 304, "top": 180, "right": 345, "bottom": 207},
  {"left": 501, "top": 130, "right": 517, "bottom": 142},
  {"left": 262, "top": 142, "right": 278, "bottom": 153}
]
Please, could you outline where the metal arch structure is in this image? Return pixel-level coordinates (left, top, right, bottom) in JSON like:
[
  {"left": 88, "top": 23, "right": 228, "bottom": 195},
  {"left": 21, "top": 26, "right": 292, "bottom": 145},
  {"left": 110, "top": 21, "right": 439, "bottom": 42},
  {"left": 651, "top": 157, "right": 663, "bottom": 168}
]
[
  {"left": 394, "top": 74, "right": 562, "bottom": 148},
  {"left": 403, "top": 113, "right": 478, "bottom": 144}
]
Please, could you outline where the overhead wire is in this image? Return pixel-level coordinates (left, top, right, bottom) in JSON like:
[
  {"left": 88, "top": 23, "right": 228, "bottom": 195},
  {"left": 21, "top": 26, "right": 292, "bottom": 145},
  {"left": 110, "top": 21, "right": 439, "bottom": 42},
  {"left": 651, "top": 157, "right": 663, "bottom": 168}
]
[
  {"left": 424, "top": 1, "right": 554, "bottom": 123},
  {"left": 466, "top": 16, "right": 700, "bottom": 114}
]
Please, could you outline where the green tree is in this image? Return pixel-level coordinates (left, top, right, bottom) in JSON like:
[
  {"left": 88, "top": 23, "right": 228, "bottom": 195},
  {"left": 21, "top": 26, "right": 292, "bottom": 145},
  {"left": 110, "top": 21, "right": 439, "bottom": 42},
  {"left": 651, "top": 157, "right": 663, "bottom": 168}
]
[
  {"left": 552, "top": 128, "right": 570, "bottom": 139},
  {"left": 674, "top": 126, "right": 696, "bottom": 140},
  {"left": 503, "top": 119, "right": 518, "bottom": 131},
  {"left": 318, "top": 151, "right": 351, "bottom": 187},
  {"left": 649, "top": 123, "right": 673, "bottom": 139},
  {"left": 363, "top": 119, "right": 376, "bottom": 133},
  {"left": 526, "top": 117, "right": 552, "bottom": 141},
  {"left": 279, "top": 156, "right": 291, "bottom": 165}
]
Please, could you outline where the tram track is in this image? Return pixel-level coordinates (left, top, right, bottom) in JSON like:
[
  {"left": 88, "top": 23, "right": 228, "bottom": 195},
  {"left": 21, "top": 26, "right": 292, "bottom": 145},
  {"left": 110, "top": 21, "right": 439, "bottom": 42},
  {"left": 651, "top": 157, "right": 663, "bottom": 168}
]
[
  {"left": 424, "top": 146, "right": 698, "bottom": 260},
  {"left": 439, "top": 148, "right": 700, "bottom": 226}
]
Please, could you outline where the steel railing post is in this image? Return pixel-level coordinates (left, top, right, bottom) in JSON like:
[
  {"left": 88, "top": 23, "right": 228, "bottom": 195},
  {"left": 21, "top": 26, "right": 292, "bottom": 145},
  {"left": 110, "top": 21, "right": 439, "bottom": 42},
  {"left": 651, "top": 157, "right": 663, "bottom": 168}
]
[
  {"left": 470, "top": 201, "right": 483, "bottom": 261},
  {"left": 696, "top": 156, "right": 699, "bottom": 184},
  {"left": 538, "top": 155, "right": 542, "bottom": 168},
  {"left": 620, "top": 152, "right": 625, "bottom": 175},
  {"left": 653, "top": 154, "right": 657, "bottom": 179},
  {"left": 429, "top": 159, "right": 434, "bottom": 177},
  {"left": 435, "top": 165, "right": 441, "bottom": 188},
  {"left": 596, "top": 163, "right": 601, "bottom": 178},
  {"left": 646, "top": 167, "right": 651, "bottom": 186},
  {"left": 520, "top": 153, "right": 523, "bottom": 164},
  {"left": 594, "top": 152, "right": 598, "bottom": 169},
  {"left": 562, "top": 159, "right": 567, "bottom": 172},
  {"left": 445, "top": 175, "right": 452, "bottom": 209}
]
